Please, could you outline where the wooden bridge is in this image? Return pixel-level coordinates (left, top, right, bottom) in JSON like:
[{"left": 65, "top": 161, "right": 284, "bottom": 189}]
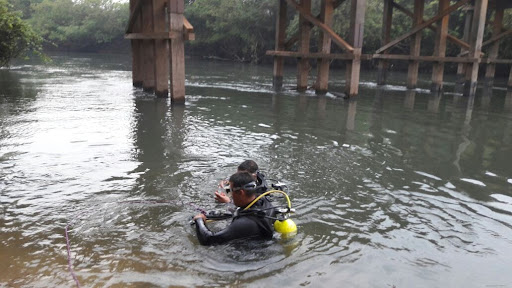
[{"left": 126, "top": 0, "right": 512, "bottom": 102}]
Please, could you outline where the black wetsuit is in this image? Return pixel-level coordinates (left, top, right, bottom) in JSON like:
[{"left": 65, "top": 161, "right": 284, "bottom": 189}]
[{"left": 194, "top": 197, "right": 276, "bottom": 245}]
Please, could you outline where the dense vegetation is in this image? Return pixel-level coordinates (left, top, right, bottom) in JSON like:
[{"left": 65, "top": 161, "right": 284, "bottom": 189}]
[
  {"left": 0, "top": 0, "right": 44, "bottom": 66},
  {"left": 2, "top": 0, "right": 512, "bottom": 70}
]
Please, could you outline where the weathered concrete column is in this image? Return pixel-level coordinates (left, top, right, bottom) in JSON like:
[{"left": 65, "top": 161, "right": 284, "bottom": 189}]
[
  {"left": 377, "top": 0, "right": 393, "bottom": 85},
  {"left": 315, "top": 0, "right": 334, "bottom": 94},
  {"left": 273, "top": 0, "right": 287, "bottom": 91},
  {"left": 407, "top": 0, "right": 424, "bottom": 89},
  {"left": 169, "top": 0, "right": 185, "bottom": 103},
  {"left": 345, "top": 0, "right": 366, "bottom": 97},
  {"left": 130, "top": 0, "right": 143, "bottom": 87},
  {"left": 153, "top": 0, "right": 169, "bottom": 97},
  {"left": 297, "top": 0, "right": 312, "bottom": 92},
  {"left": 464, "top": 0, "right": 489, "bottom": 96},
  {"left": 484, "top": 8, "right": 504, "bottom": 85},
  {"left": 142, "top": 0, "right": 155, "bottom": 92},
  {"left": 431, "top": 0, "right": 450, "bottom": 93}
]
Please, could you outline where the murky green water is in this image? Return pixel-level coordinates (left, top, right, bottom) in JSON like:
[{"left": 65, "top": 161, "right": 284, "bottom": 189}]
[{"left": 1, "top": 53, "right": 512, "bottom": 287}]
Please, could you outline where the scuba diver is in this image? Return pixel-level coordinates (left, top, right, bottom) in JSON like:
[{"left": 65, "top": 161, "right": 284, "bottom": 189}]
[
  {"left": 215, "top": 160, "right": 269, "bottom": 203},
  {"left": 194, "top": 171, "right": 277, "bottom": 245}
]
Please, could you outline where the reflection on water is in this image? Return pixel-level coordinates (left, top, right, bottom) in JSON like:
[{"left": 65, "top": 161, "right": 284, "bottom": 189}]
[{"left": 1, "top": 54, "right": 512, "bottom": 287}]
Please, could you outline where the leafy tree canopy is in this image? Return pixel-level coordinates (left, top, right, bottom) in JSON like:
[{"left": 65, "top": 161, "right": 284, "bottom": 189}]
[{"left": 0, "top": 0, "right": 44, "bottom": 67}]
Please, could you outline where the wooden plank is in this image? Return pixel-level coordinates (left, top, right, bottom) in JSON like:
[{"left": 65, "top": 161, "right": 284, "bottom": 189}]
[
  {"left": 376, "top": 0, "right": 470, "bottom": 54},
  {"left": 345, "top": 0, "right": 366, "bottom": 97},
  {"left": 481, "top": 58, "right": 512, "bottom": 64},
  {"left": 267, "top": 50, "right": 361, "bottom": 59},
  {"left": 284, "top": 0, "right": 353, "bottom": 52},
  {"left": 377, "top": 0, "right": 393, "bottom": 85},
  {"left": 126, "top": 0, "right": 142, "bottom": 33},
  {"left": 284, "top": 0, "right": 347, "bottom": 50},
  {"left": 457, "top": 6, "right": 473, "bottom": 79},
  {"left": 297, "top": 0, "right": 312, "bottom": 92},
  {"left": 407, "top": 0, "right": 423, "bottom": 89},
  {"left": 465, "top": 0, "right": 489, "bottom": 95},
  {"left": 482, "top": 29, "right": 512, "bottom": 47},
  {"left": 125, "top": 32, "right": 180, "bottom": 39},
  {"left": 315, "top": 0, "right": 335, "bottom": 93},
  {"left": 153, "top": 0, "right": 169, "bottom": 97},
  {"left": 183, "top": 17, "right": 195, "bottom": 40},
  {"left": 273, "top": 0, "right": 287, "bottom": 90},
  {"left": 142, "top": 0, "right": 155, "bottom": 92},
  {"left": 130, "top": 0, "right": 143, "bottom": 87},
  {"left": 372, "top": 54, "right": 479, "bottom": 63},
  {"left": 484, "top": 9, "right": 503, "bottom": 80},
  {"left": 432, "top": 0, "right": 450, "bottom": 91},
  {"left": 169, "top": 0, "right": 185, "bottom": 103},
  {"left": 392, "top": 1, "right": 470, "bottom": 50}
]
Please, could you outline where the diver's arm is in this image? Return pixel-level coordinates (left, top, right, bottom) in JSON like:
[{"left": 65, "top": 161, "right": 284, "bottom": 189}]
[{"left": 194, "top": 217, "right": 260, "bottom": 246}]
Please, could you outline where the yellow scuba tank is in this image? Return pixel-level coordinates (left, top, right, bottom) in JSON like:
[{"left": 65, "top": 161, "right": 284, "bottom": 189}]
[{"left": 274, "top": 218, "right": 297, "bottom": 234}]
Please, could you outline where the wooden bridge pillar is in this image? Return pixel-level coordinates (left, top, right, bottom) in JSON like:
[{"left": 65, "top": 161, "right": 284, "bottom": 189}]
[
  {"left": 169, "top": 0, "right": 186, "bottom": 103},
  {"left": 142, "top": 0, "right": 155, "bottom": 92},
  {"left": 407, "top": 0, "right": 424, "bottom": 89},
  {"left": 130, "top": 0, "right": 143, "bottom": 87},
  {"left": 154, "top": 0, "right": 169, "bottom": 97},
  {"left": 273, "top": 0, "right": 287, "bottom": 91},
  {"left": 464, "top": 0, "right": 489, "bottom": 96},
  {"left": 315, "top": 0, "right": 334, "bottom": 94},
  {"left": 345, "top": 0, "right": 366, "bottom": 97},
  {"left": 126, "top": 0, "right": 193, "bottom": 103},
  {"left": 484, "top": 7, "right": 504, "bottom": 84},
  {"left": 431, "top": 0, "right": 450, "bottom": 93},
  {"left": 377, "top": 0, "right": 393, "bottom": 86},
  {"left": 297, "top": 0, "right": 312, "bottom": 92},
  {"left": 456, "top": 5, "right": 473, "bottom": 84}
]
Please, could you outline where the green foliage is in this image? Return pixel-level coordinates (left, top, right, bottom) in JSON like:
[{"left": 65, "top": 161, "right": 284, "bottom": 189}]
[
  {"left": 0, "top": 0, "right": 45, "bottom": 67},
  {"left": 185, "top": 0, "right": 276, "bottom": 63},
  {"left": 29, "top": 0, "right": 128, "bottom": 50}
]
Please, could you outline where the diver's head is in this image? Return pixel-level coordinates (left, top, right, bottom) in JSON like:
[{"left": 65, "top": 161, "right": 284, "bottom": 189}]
[
  {"left": 229, "top": 171, "right": 258, "bottom": 207},
  {"left": 237, "top": 160, "right": 259, "bottom": 180}
]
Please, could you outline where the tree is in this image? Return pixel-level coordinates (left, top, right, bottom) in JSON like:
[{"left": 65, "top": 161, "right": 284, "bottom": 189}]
[{"left": 0, "top": 0, "right": 44, "bottom": 67}]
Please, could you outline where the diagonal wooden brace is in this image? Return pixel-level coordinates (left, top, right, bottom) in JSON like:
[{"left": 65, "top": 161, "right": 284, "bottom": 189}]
[
  {"left": 284, "top": 0, "right": 354, "bottom": 52},
  {"left": 376, "top": 0, "right": 470, "bottom": 54}
]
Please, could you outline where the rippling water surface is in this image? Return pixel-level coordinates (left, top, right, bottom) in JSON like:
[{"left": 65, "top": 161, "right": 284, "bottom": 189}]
[{"left": 1, "top": 53, "right": 512, "bottom": 287}]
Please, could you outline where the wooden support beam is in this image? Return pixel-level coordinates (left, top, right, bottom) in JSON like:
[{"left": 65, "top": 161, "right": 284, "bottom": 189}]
[
  {"left": 407, "top": 0, "right": 423, "bottom": 89},
  {"left": 273, "top": 0, "right": 287, "bottom": 91},
  {"left": 465, "top": 0, "right": 489, "bottom": 96},
  {"left": 183, "top": 17, "right": 195, "bottom": 40},
  {"left": 130, "top": 0, "right": 143, "bottom": 87},
  {"left": 377, "top": 0, "right": 393, "bottom": 85},
  {"left": 372, "top": 54, "right": 478, "bottom": 63},
  {"left": 376, "top": 0, "right": 470, "bottom": 54},
  {"left": 125, "top": 32, "right": 180, "bottom": 39},
  {"left": 284, "top": 0, "right": 353, "bottom": 52},
  {"left": 315, "top": 0, "right": 335, "bottom": 94},
  {"left": 392, "top": 1, "right": 470, "bottom": 50},
  {"left": 284, "top": 0, "right": 347, "bottom": 50},
  {"left": 126, "top": 0, "right": 142, "bottom": 33},
  {"left": 484, "top": 8, "right": 503, "bottom": 82},
  {"left": 432, "top": 0, "right": 450, "bottom": 92},
  {"left": 267, "top": 51, "right": 364, "bottom": 59},
  {"left": 297, "top": 0, "right": 312, "bottom": 92},
  {"left": 345, "top": 0, "right": 366, "bottom": 97},
  {"left": 457, "top": 5, "right": 473, "bottom": 81},
  {"left": 142, "top": 0, "right": 155, "bottom": 92},
  {"left": 169, "top": 0, "right": 185, "bottom": 103},
  {"left": 153, "top": 0, "right": 169, "bottom": 98},
  {"left": 482, "top": 29, "right": 512, "bottom": 47}
]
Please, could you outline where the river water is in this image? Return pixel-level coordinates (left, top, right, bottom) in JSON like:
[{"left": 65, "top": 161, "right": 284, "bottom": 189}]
[{"left": 1, "top": 53, "right": 512, "bottom": 287}]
